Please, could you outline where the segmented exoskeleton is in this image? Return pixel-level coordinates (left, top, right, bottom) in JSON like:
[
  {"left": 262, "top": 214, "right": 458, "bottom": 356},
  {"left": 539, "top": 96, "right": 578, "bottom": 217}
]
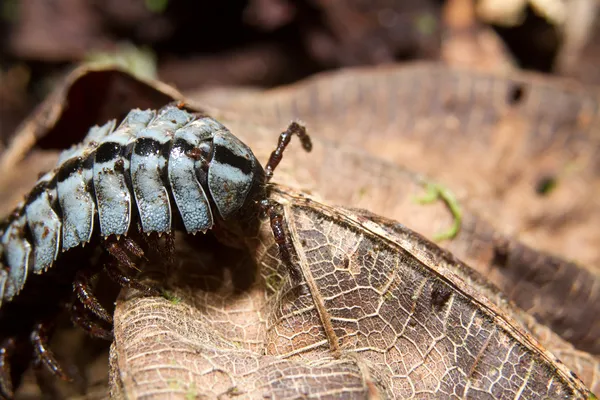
[{"left": 0, "top": 103, "right": 312, "bottom": 398}]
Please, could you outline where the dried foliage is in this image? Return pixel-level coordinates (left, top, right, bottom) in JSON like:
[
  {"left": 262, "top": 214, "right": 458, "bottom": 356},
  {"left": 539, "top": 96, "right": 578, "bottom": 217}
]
[
  {"left": 191, "top": 63, "right": 600, "bottom": 356},
  {"left": 108, "top": 187, "right": 592, "bottom": 398},
  {"left": 0, "top": 65, "right": 598, "bottom": 398}
]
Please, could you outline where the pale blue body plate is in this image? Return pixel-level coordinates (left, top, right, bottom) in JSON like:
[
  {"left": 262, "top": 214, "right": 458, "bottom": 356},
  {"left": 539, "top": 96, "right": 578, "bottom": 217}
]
[
  {"left": 24, "top": 172, "right": 61, "bottom": 274},
  {"left": 57, "top": 122, "right": 115, "bottom": 250},
  {"left": 168, "top": 119, "right": 215, "bottom": 234},
  {"left": 208, "top": 131, "right": 256, "bottom": 219},
  {"left": 130, "top": 107, "right": 193, "bottom": 233},
  {"left": 2, "top": 212, "right": 32, "bottom": 300},
  {"left": 94, "top": 109, "right": 155, "bottom": 237}
]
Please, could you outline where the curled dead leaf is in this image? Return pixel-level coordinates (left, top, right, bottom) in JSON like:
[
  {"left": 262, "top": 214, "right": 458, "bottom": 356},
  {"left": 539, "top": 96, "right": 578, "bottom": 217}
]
[{"left": 109, "top": 185, "right": 596, "bottom": 398}]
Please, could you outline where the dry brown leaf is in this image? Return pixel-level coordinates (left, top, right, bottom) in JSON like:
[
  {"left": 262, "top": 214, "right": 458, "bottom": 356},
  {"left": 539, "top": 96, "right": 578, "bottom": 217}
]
[
  {"left": 109, "top": 185, "right": 596, "bottom": 398},
  {"left": 1, "top": 64, "right": 598, "bottom": 398},
  {"left": 188, "top": 64, "right": 600, "bottom": 355},
  {"left": 206, "top": 114, "right": 600, "bottom": 356}
]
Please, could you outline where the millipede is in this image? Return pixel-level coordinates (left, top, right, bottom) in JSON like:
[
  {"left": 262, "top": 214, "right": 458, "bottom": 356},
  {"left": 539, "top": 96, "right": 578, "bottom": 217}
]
[{"left": 0, "top": 102, "right": 312, "bottom": 399}]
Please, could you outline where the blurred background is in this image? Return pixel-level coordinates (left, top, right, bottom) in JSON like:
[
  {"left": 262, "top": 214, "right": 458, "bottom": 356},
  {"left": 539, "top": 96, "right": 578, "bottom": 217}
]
[{"left": 1, "top": 0, "right": 599, "bottom": 144}]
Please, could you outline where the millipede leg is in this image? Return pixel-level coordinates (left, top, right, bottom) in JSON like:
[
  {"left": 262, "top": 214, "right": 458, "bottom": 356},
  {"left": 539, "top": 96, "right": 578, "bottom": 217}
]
[
  {"left": 121, "top": 236, "right": 148, "bottom": 261},
  {"left": 73, "top": 269, "right": 113, "bottom": 324},
  {"left": 0, "top": 338, "right": 15, "bottom": 400},
  {"left": 141, "top": 231, "right": 174, "bottom": 268},
  {"left": 264, "top": 122, "right": 312, "bottom": 182},
  {"left": 69, "top": 302, "right": 113, "bottom": 341},
  {"left": 140, "top": 231, "right": 159, "bottom": 258},
  {"left": 104, "top": 263, "right": 161, "bottom": 297},
  {"left": 104, "top": 239, "right": 139, "bottom": 272},
  {"left": 30, "top": 323, "right": 71, "bottom": 383},
  {"left": 259, "top": 199, "right": 300, "bottom": 284},
  {"left": 164, "top": 231, "right": 175, "bottom": 269}
]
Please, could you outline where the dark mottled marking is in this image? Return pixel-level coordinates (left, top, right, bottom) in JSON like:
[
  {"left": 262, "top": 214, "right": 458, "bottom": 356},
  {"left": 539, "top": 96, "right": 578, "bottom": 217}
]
[
  {"left": 45, "top": 175, "right": 62, "bottom": 219},
  {"left": 83, "top": 152, "right": 97, "bottom": 199},
  {"left": 507, "top": 82, "right": 526, "bottom": 105},
  {"left": 570, "top": 371, "right": 580, "bottom": 381},
  {"left": 214, "top": 144, "right": 253, "bottom": 175},
  {"left": 83, "top": 152, "right": 95, "bottom": 170},
  {"left": 161, "top": 139, "right": 173, "bottom": 161},
  {"left": 187, "top": 147, "right": 203, "bottom": 160},
  {"left": 95, "top": 142, "right": 124, "bottom": 164},
  {"left": 124, "top": 142, "right": 135, "bottom": 159},
  {"left": 4, "top": 207, "right": 24, "bottom": 224},
  {"left": 172, "top": 138, "right": 211, "bottom": 162},
  {"left": 56, "top": 157, "right": 83, "bottom": 183},
  {"left": 121, "top": 143, "right": 136, "bottom": 211},
  {"left": 431, "top": 284, "right": 452, "bottom": 312},
  {"left": 114, "top": 159, "right": 125, "bottom": 172},
  {"left": 134, "top": 138, "right": 162, "bottom": 157},
  {"left": 171, "top": 139, "right": 193, "bottom": 157},
  {"left": 24, "top": 181, "right": 48, "bottom": 206},
  {"left": 46, "top": 174, "right": 58, "bottom": 192},
  {"left": 159, "top": 140, "right": 175, "bottom": 190}
]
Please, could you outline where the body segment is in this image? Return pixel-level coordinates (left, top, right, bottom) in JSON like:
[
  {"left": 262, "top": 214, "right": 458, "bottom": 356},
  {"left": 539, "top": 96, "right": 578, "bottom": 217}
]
[
  {"left": 167, "top": 118, "right": 216, "bottom": 234},
  {"left": 130, "top": 107, "right": 193, "bottom": 233},
  {"left": 2, "top": 212, "right": 31, "bottom": 301},
  {"left": 93, "top": 109, "right": 155, "bottom": 237},
  {"left": 24, "top": 173, "right": 61, "bottom": 274},
  {"left": 56, "top": 122, "right": 115, "bottom": 250}
]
